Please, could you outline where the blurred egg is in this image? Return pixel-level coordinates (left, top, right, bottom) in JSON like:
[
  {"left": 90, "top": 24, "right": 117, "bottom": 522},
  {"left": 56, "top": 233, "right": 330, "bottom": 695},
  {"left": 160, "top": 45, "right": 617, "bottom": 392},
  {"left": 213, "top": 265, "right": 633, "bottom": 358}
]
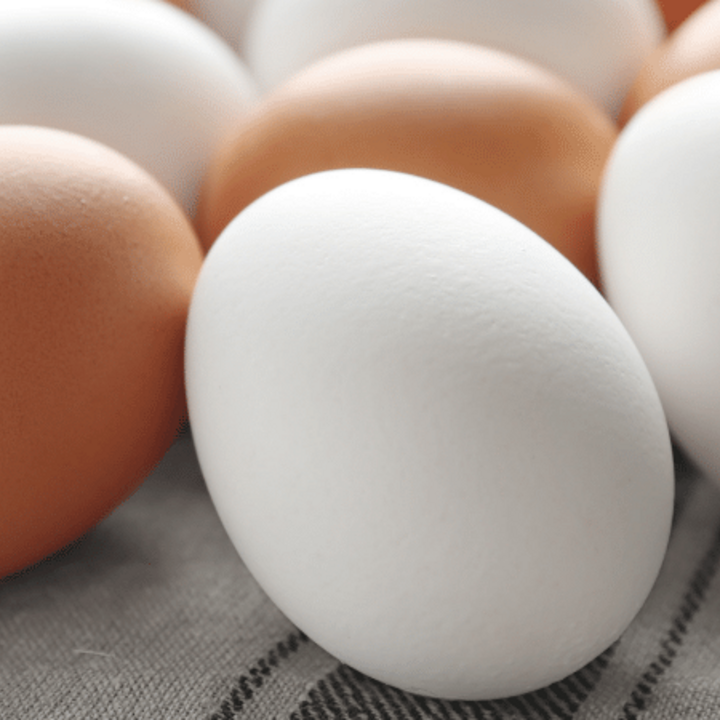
[
  {"left": 599, "top": 70, "right": 720, "bottom": 485},
  {"left": 187, "top": 168, "right": 674, "bottom": 700},
  {"left": 244, "top": 0, "right": 664, "bottom": 117},
  {"left": 183, "top": 0, "right": 255, "bottom": 54},
  {"left": 0, "top": 126, "right": 203, "bottom": 578},
  {"left": 656, "top": 0, "right": 709, "bottom": 30},
  {"left": 620, "top": 0, "right": 720, "bottom": 124},
  {"left": 196, "top": 40, "right": 616, "bottom": 285},
  {"left": 0, "top": 0, "right": 257, "bottom": 215}
]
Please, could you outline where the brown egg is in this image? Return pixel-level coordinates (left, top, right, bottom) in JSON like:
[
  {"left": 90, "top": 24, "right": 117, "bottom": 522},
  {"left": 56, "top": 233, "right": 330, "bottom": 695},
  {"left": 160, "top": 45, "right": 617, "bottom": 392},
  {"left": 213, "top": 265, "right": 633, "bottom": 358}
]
[
  {"left": 196, "top": 40, "right": 616, "bottom": 285},
  {"left": 620, "top": 0, "right": 720, "bottom": 125},
  {"left": 656, "top": 0, "right": 709, "bottom": 31},
  {"left": 161, "top": 0, "right": 191, "bottom": 10},
  {"left": 0, "top": 126, "right": 203, "bottom": 578}
]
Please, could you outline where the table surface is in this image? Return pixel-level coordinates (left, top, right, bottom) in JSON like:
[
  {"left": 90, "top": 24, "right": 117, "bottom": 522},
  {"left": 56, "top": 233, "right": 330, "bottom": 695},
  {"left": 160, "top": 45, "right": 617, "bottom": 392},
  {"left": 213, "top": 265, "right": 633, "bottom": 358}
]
[{"left": 1, "top": 429, "right": 716, "bottom": 720}]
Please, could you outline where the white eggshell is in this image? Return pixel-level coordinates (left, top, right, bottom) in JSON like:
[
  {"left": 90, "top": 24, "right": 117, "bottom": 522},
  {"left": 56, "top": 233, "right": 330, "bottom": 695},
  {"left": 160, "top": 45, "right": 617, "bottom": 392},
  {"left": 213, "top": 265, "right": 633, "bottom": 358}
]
[
  {"left": 184, "top": 0, "right": 256, "bottom": 55},
  {"left": 244, "top": 0, "right": 664, "bottom": 116},
  {"left": 599, "top": 69, "right": 720, "bottom": 484},
  {"left": 0, "top": 0, "right": 256, "bottom": 215},
  {"left": 186, "top": 169, "right": 673, "bottom": 700}
]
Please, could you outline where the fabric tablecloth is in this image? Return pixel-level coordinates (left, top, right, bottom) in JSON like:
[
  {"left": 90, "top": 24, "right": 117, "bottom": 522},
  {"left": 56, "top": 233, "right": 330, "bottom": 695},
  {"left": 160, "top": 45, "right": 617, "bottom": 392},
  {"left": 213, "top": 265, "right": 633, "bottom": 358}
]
[{"left": 1, "top": 428, "right": 717, "bottom": 719}]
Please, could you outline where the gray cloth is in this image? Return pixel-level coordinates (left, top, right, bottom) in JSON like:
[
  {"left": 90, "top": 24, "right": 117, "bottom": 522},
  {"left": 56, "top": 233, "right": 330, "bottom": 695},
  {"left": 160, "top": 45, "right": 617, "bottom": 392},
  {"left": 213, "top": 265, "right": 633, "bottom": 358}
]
[{"left": 1, "top": 431, "right": 717, "bottom": 719}]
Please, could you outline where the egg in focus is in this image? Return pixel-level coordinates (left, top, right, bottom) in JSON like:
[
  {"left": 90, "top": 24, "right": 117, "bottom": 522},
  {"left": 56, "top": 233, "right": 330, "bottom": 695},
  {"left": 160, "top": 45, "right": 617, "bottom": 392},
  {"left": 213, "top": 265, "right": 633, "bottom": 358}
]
[
  {"left": 0, "top": 126, "right": 203, "bottom": 578},
  {"left": 187, "top": 168, "right": 674, "bottom": 700},
  {"left": 196, "top": 39, "right": 617, "bottom": 285}
]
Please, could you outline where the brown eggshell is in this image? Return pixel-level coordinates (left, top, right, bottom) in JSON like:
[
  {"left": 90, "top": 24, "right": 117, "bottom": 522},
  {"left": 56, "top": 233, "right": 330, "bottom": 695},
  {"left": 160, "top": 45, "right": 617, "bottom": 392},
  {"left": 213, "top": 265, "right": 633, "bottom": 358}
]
[
  {"left": 0, "top": 126, "right": 203, "bottom": 578},
  {"left": 168, "top": 0, "right": 193, "bottom": 12},
  {"left": 656, "top": 0, "right": 709, "bottom": 31},
  {"left": 196, "top": 40, "right": 616, "bottom": 286},
  {"left": 620, "top": 0, "right": 720, "bottom": 125}
]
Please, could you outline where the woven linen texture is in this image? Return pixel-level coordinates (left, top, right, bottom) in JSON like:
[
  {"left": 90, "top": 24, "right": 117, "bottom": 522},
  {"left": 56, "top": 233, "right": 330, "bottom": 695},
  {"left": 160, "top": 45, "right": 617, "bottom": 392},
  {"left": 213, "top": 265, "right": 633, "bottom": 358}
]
[{"left": 1, "top": 433, "right": 718, "bottom": 720}]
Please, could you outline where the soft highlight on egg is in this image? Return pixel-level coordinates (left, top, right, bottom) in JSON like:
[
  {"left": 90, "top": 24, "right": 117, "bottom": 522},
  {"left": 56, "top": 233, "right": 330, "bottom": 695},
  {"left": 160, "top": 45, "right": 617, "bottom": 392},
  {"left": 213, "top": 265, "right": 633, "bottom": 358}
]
[
  {"left": 187, "top": 168, "right": 674, "bottom": 700},
  {"left": 600, "top": 69, "right": 720, "bottom": 486}
]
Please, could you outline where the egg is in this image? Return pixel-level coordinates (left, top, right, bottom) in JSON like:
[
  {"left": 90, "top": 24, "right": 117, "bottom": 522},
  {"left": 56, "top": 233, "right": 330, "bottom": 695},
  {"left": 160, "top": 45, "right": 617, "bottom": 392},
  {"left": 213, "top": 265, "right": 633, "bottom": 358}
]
[
  {"left": 243, "top": 0, "right": 665, "bottom": 117},
  {"left": 183, "top": 0, "right": 256, "bottom": 54},
  {"left": 656, "top": 0, "right": 709, "bottom": 30},
  {"left": 0, "top": 126, "right": 203, "bottom": 578},
  {"left": 620, "top": 0, "right": 720, "bottom": 125},
  {"left": 599, "top": 70, "right": 720, "bottom": 486},
  {"left": 196, "top": 40, "right": 616, "bottom": 285},
  {"left": 187, "top": 168, "right": 674, "bottom": 700},
  {"left": 0, "top": 0, "right": 257, "bottom": 216}
]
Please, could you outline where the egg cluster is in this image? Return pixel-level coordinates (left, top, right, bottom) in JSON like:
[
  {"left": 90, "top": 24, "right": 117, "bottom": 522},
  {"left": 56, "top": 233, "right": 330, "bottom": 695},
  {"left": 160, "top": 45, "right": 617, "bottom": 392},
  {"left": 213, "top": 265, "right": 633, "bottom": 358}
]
[{"left": 0, "top": 0, "right": 717, "bottom": 704}]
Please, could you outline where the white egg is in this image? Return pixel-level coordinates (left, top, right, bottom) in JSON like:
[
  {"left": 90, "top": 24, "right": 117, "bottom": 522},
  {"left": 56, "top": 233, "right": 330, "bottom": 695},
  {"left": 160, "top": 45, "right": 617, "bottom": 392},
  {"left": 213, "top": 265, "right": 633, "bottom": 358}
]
[
  {"left": 186, "top": 169, "right": 673, "bottom": 700},
  {"left": 243, "top": 0, "right": 664, "bottom": 117},
  {"left": 183, "top": 0, "right": 256, "bottom": 55},
  {"left": 0, "top": 0, "right": 256, "bottom": 215},
  {"left": 599, "top": 69, "right": 720, "bottom": 485}
]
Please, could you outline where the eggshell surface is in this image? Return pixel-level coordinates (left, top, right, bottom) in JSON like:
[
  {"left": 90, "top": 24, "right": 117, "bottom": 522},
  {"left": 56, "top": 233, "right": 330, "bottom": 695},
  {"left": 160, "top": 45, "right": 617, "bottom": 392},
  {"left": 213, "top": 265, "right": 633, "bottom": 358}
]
[
  {"left": 184, "top": 0, "right": 256, "bottom": 54},
  {"left": 620, "top": 0, "right": 720, "bottom": 124},
  {"left": 599, "top": 70, "right": 720, "bottom": 485},
  {"left": 0, "top": 0, "right": 257, "bottom": 215},
  {"left": 187, "top": 169, "right": 674, "bottom": 700},
  {"left": 0, "top": 126, "right": 203, "bottom": 578},
  {"left": 656, "top": 0, "right": 708, "bottom": 30},
  {"left": 243, "top": 0, "right": 664, "bottom": 116},
  {"left": 196, "top": 40, "right": 616, "bottom": 286}
]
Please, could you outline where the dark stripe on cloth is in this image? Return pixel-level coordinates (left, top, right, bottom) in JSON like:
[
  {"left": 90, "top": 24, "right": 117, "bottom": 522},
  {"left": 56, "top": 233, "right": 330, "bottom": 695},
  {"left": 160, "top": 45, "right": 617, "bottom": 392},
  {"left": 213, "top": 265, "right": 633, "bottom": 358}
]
[
  {"left": 208, "top": 630, "right": 309, "bottom": 720},
  {"left": 291, "top": 644, "right": 615, "bottom": 719},
  {"left": 672, "top": 443, "right": 700, "bottom": 528},
  {"left": 616, "top": 514, "right": 720, "bottom": 720}
]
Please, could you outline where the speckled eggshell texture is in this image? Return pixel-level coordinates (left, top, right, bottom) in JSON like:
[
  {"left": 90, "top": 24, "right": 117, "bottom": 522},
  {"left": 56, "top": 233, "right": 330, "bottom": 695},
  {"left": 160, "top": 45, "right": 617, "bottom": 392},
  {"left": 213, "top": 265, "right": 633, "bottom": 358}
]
[
  {"left": 0, "top": 0, "right": 257, "bottom": 215},
  {"left": 195, "top": 40, "right": 616, "bottom": 286},
  {"left": 599, "top": 70, "right": 720, "bottom": 486},
  {"left": 243, "top": 0, "right": 664, "bottom": 116},
  {"left": 0, "top": 126, "right": 203, "bottom": 578},
  {"left": 186, "top": 169, "right": 674, "bottom": 700}
]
